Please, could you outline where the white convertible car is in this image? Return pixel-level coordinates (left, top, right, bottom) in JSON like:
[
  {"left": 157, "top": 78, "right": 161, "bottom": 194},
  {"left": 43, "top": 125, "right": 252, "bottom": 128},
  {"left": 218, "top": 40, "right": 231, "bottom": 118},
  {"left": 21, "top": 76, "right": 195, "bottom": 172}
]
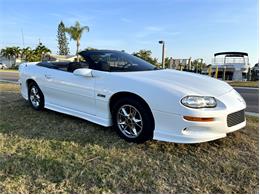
[{"left": 19, "top": 50, "right": 246, "bottom": 143}]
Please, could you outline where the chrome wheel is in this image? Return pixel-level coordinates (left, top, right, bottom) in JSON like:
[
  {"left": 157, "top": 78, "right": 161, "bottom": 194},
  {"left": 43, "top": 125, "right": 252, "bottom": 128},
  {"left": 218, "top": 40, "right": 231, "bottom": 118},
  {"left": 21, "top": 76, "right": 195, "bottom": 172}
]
[
  {"left": 30, "top": 86, "right": 40, "bottom": 108},
  {"left": 117, "top": 104, "right": 143, "bottom": 138}
]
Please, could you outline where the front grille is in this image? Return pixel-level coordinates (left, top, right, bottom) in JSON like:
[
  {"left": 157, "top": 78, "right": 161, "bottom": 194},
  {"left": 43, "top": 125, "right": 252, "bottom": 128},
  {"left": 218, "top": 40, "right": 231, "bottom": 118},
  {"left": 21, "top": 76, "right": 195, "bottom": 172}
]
[{"left": 227, "top": 109, "right": 245, "bottom": 127}]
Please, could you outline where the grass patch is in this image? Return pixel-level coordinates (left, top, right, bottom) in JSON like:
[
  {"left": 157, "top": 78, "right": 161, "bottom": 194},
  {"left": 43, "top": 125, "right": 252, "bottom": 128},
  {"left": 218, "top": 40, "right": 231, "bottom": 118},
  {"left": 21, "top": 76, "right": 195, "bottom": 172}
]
[
  {"left": 0, "top": 69, "right": 18, "bottom": 73},
  {"left": 228, "top": 81, "right": 259, "bottom": 88},
  {"left": 0, "top": 82, "right": 19, "bottom": 91},
  {"left": 0, "top": 82, "right": 259, "bottom": 193}
]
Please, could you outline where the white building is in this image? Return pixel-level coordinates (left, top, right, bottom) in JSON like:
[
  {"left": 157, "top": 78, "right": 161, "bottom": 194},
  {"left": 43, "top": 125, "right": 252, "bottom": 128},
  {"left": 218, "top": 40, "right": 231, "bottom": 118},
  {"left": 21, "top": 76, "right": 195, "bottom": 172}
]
[
  {"left": 0, "top": 56, "right": 21, "bottom": 68},
  {"left": 211, "top": 52, "right": 250, "bottom": 81}
]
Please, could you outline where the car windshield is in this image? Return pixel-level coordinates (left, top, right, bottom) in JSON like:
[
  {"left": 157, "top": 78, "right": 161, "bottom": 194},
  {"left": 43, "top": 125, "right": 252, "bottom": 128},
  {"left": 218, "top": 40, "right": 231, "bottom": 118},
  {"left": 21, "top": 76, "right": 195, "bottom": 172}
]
[{"left": 79, "top": 50, "right": 157, "bottom": 72}]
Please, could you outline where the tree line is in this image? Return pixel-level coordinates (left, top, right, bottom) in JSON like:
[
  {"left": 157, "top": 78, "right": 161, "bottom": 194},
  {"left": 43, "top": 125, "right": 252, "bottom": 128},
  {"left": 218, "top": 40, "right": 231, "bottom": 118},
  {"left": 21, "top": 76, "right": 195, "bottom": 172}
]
[
  {"left": 0, "top": 43, "right": 51, "bottom": 63},
  {"left": 0, "top": 20, "right": 206, "bottom": 71},
  {"left": 0, "top": 21, "right": 89, "bottom": 65}
]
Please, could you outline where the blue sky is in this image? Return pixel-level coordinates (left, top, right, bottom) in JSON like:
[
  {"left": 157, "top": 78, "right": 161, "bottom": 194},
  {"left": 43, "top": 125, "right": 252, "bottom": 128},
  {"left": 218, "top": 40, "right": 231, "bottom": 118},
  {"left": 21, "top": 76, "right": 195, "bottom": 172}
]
[{"left": 0, "top": 0, "right": 258, "bottom": 64}]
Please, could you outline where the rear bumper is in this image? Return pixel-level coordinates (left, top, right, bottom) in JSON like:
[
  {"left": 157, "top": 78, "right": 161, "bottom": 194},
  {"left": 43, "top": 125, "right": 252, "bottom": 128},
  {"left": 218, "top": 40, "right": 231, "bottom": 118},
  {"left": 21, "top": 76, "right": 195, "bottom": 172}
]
[{"left": 152, "top": 89, "right": 246, "bottom": 143}]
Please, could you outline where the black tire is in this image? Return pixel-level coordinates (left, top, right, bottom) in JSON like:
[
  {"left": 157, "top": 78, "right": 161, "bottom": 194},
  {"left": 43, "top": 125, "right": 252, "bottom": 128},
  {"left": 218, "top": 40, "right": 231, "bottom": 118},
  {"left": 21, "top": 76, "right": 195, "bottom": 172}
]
[
  {"left": 28, "top": 82, "right": 44, "bottom": 110},
  {"left": 111, "top": 97, "right": 154, "bottom": 143}
]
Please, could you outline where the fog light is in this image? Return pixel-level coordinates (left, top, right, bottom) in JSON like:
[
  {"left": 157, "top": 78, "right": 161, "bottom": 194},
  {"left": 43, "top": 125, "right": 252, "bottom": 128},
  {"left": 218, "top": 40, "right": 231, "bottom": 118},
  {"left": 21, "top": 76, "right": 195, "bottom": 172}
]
[{"left": 182, "top": 128, "right": 190, "bottom": 135}]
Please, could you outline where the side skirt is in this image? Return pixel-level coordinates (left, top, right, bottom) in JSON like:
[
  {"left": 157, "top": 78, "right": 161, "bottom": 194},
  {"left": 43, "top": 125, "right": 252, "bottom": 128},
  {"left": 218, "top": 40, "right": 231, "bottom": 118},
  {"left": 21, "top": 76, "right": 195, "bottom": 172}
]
[{"left": 45, "top": 102, "right": 112, "bottom": 127}]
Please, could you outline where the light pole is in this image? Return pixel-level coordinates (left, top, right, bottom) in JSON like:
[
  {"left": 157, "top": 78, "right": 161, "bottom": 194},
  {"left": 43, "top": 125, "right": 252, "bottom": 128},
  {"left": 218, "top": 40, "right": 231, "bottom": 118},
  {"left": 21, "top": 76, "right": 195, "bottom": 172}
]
[{"left": 159, "top": 40, "right": 165, "bottom": 69}]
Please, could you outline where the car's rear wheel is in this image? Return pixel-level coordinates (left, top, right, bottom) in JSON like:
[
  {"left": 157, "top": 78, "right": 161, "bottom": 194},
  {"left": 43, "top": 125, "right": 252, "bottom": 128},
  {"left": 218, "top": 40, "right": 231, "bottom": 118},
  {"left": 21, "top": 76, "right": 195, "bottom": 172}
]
[
  {"left": 112, "top": 97, "right": 154, "bottom": 143},
  {"left": 28, "top": 82, "right": 44, "bottom": 110}
]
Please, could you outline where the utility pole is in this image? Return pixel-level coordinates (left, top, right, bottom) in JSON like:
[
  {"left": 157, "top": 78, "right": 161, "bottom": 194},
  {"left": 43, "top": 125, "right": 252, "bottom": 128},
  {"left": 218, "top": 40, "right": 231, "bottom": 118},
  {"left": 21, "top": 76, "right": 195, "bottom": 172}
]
[{"left": 159, "top": 40, "right": 165, "bottom": 69}]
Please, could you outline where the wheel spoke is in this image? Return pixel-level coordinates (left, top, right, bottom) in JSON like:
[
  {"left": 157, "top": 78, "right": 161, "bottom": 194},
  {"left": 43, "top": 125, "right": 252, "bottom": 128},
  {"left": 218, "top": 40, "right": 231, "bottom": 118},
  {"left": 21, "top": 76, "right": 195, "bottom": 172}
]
[
  {"left": 118, "top": 121, "right": 126, "bottom": 125},
  {"left": 32, "top": 87, "right": 38, "bottom": 94},
  {"left": 134, "top": 122, "right": 142, "bottom": 129},
  {"left": 119, "top": 112, "right": 127, "bottom": 118},
  {"left": 122, "top": 125, "right": 128, "bottom": 132},
  {"left": 130, "top": 107, "right": 136, "bottom": 117},
  {"left": 132, "top": 117, "right": 142, "bottom": 128},
  {"left": 121, "top": 108, "right": 129, "bottom": 117},
  {"left": 132, "top": 117, "right": 141, "bottom": 123},
  {"left": 131, "top": 127, "right": 137, "bottom": 136}
]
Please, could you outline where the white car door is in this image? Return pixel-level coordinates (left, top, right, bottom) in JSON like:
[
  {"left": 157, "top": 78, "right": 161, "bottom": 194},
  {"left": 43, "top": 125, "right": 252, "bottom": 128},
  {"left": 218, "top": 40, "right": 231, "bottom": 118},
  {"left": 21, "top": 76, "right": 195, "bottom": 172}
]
[{"left": 42, "top": 68, "right": 96, "bottom": 116}]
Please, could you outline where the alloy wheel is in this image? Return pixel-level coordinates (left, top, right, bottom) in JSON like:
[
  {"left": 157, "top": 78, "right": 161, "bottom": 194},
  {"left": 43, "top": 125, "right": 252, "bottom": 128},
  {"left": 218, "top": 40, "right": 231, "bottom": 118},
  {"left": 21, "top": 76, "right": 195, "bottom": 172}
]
[
  {"left": 30, "top": 86, "right": 40, "bottom": 108},
  {"left": 117, "top": 104, "right": 143, "bottom": 138}
]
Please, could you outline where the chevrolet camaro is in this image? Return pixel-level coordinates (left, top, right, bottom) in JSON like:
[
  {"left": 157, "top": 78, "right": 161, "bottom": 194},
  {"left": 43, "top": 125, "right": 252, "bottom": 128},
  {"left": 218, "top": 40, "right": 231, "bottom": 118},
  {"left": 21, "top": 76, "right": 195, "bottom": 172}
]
[{"left": 19, "top": 50, "right": 246, "bottom": 143}]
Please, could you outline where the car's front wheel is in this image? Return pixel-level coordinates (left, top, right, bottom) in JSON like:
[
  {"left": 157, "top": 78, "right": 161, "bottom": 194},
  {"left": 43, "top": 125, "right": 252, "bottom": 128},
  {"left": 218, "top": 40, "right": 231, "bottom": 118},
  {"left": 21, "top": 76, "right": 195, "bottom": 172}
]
[
  {"left": 112, "top": 97, "right": 154, "bottom": 143},
  {"left": 28, "top": 82, "right": 44, "bottom": 110}
]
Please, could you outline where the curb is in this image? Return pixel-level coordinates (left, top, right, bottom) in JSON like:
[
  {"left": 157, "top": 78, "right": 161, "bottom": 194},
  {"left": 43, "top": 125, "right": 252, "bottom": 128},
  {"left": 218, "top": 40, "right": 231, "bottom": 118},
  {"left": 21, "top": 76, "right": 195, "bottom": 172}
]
[
  {"left": 234, "top": 87, "right": 259, "bottom": 90},
  {"left": 0, "top": 71, "right": 19, "bottom": 74},
  {"left": 0, "top": 79, "right": 18, "bottom": 84}
]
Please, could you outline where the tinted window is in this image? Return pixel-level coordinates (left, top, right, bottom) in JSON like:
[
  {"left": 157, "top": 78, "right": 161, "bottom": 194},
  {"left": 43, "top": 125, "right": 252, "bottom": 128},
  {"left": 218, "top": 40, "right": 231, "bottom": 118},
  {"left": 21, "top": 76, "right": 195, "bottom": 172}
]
[
  {"left": 37, "top": 62, "right": 69, "bottom": 70},
  {"left": 67, "top": 61, "right": 89, "bottom": 72},
  {"left": 80, "top": 51, "right": 157, "bottom": 72}
]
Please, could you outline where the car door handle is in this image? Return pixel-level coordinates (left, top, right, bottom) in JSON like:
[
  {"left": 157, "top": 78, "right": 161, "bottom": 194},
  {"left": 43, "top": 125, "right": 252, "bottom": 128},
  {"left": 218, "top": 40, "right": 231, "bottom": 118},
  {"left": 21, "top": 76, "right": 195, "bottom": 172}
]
[{"left": 45, "top": 74, "right": 53, "bottom": 79}]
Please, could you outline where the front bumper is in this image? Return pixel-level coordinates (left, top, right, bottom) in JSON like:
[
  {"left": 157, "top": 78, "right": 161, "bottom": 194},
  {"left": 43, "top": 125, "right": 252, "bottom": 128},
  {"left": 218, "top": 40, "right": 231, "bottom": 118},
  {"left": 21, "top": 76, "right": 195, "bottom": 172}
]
[{"left": 152, "top": 89, "right": 246, "bottom": 143}]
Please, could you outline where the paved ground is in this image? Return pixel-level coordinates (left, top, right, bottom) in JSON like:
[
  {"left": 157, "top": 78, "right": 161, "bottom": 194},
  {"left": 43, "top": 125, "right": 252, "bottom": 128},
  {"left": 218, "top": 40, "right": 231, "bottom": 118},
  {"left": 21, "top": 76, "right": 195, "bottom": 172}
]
[
  {"left": 0, "top": 71, "right": 258, "bottom": 113},
  {"left": 0, "top": 71, "right": 18, "bottom": 82},
  {"left": 234, "top": 87, "right": 259, "bottom": 113}
]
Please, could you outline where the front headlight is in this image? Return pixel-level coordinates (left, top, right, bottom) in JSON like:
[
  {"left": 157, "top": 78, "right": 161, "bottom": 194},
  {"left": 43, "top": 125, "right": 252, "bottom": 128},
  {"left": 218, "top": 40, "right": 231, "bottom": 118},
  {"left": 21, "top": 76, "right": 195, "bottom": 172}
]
[{"left": 181, "top": 96, "right": 217, "bottom": 108}]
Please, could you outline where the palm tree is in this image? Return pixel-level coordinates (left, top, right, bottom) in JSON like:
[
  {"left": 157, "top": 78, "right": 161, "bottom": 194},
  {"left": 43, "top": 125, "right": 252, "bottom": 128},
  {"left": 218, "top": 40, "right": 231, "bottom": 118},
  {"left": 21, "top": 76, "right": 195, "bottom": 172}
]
[
  {"left": 1, "top": 48, "right": 12, "bottom": 66},
  {"left": 35, "top": 43, "right": 51, "bottom": 54},
  {"left": 34, "top": 43, "right": 51, "bottom": 61},
  {"left": 0, "top": 48, "right": 9, "bottom": 59},
  {"left": 12, "top": 47, "right": 21, "bottom": 59},
  {"left": 1, "top": 47, "right": 21, "bottom": 66},
  {"left": 64, "top": 21, "right": 89, "bottom": 62},
  {"left": 21, "top": 47, "right": 36, "bottom": 61},
  {"left": 21, "top": 47, "right": 31, "bottom": 60},
  {"left": 1, "top": 47, "right": 16, "bottom": 59}
]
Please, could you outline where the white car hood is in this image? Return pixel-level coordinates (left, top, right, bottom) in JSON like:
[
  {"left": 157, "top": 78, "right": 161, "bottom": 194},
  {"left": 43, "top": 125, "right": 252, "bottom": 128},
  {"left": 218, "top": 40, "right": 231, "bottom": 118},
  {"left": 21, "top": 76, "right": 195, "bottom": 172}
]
[{"left": 117, "top": 69, "right": 233, "bottom": 97}]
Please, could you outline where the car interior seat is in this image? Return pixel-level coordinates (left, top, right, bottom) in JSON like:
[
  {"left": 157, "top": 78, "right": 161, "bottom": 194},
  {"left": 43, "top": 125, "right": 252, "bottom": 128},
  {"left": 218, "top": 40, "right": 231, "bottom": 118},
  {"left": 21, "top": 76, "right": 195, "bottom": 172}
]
[{"left": 67, "top": 62, "right": 89, "bottom": 72}]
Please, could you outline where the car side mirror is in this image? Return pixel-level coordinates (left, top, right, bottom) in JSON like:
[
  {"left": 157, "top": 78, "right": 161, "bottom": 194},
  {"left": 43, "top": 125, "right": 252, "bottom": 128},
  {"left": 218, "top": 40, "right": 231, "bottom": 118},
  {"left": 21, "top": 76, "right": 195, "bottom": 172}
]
[{"left": 73, "top": 68, "right": 93, "bottom": 77}]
